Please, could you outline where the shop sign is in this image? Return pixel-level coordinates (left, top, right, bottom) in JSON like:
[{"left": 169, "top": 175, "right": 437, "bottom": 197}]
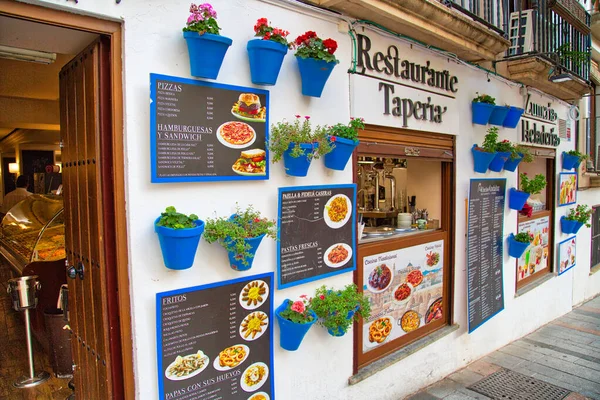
[
  {"left": 277, "top": 184, "right": 356, "bottom": 289},
  {"left": 156, "top": 273, "right": 274, "bottom": 400},
  {"left": 350, "top": 29, "right": 459, "bottom": 134},
  {"left": 524, "top": 94, "right": 558, "bottom": 123},
  {"left": 520, "top": 118, "right": 561, "bottom": 147},
  {"left": 467, "top": 178, "right": 506, "bottom": 333},
  {"left": 150, "top": 73, "right": 269, "bottom": 183}
]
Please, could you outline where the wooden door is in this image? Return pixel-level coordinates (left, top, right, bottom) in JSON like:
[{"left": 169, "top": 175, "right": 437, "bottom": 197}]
[{"left": 59, "top": 37, "right": 122, "bottom": 399}]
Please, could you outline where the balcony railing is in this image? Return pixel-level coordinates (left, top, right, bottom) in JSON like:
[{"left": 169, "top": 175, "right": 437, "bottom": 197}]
[{"left": 443, "top": 0, "right": 510, "bottom": 34}]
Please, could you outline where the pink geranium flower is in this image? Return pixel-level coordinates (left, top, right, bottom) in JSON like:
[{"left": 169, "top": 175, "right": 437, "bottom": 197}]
[{"left": 291, "top": 300, "right": 305, "bottom": 313}]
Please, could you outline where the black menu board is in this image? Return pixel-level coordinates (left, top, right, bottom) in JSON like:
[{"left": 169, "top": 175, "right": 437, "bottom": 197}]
[
  {"left": 150, "top": 73, "right": 269, "bottom": 183},
  {"left": 156, "top": 273, "right": 274, "bottom": 400},
  {"left": 467, "top": 179, "right": 506, "bottom": 333},
  {"left": 277, "top": 184, "right": 356, "bottom": 289}
]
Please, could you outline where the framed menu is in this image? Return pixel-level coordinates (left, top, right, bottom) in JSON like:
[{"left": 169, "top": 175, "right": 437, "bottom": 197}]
[
  {"left": 517, "top": 216, "right": 550, "bottom": 282},
  {"left": 558, "top": 236, "right": 577, "bottom": 275},
  {"left": 150, "top": 73, "right": 269, "bottom": 183},
  {"left": 156, "top": 273, "right": 274, "bottom": 400},
  {"left": 277, "top": 184, "right": 356, "bottom": 289},
  {"left": 467, "top": 178, "right": 506, "bottom": 333}
]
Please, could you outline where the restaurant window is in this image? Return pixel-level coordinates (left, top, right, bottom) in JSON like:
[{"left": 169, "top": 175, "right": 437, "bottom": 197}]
[
  {"left": 515, "top": 147, "right": 555, "bottom": 289},
  {"left": 355, "top": 125, "right": 454, "bottom": 369},
  {"left": 592, "top": 206, "right": 600, "bottom": 270}
]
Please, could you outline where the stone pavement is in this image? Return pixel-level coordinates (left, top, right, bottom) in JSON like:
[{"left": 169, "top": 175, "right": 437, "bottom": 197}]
[{"left": 407, "top": 296, "right": 600, "bottom": 400}]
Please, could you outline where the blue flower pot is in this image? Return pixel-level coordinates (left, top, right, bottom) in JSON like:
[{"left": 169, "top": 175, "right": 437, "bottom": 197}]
[
  {"left": 562, "top": 152, "right": 582, "bottom": 170},
  {"left": 489, "top": 151, "right": 511, "bottom": 172},
  {"left": 296, "top": 56, "right": 336, "bottom": 97},
  {"left": 503, "top": 107, "right": 524, "bottom": 128},
  {"left": 283, "top": 143, "right": 316, "bottom": 177},
  {"left": 489, "top": 106, "right": 510, "bottom": 126},
  {"left": 226, "top": 234, "right": 265, "bottom": 271},
  {"left": 472, "top": 102, "right": 495, "bottom": 125},
  {"left": 508, "top": 234, "right": 530, "bottom": 258},
  {"left": 508, "top": 188, "right": 530, "bottom": 211},
  {"left": 504, "top": 153, "right": 523, "bottom": 172},
  {"left": 560, "top": 216, "right": 578, "bottom": 234},
  {"left": 155, "top": 217, "right": 205, "bottom": 270},
  {"left": 247, "top": 39, "right": 288, "bottom": 86},
  {"left": 471, "top": 145, "right": 496, "bottom": 173},
  {"left": 326, "top": 306, "right": 359, "bottom": 337},
  {"left": 275, "top": 300, "right": 317, "bottom": 351},
  {"left": 183, "top": 31, "right": 232, "bottom": 79},
  {"left": 324, "top": 136, "right": 358, "bottom": 171}
]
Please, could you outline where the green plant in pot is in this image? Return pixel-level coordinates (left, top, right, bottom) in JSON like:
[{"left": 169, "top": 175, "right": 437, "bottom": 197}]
[
  {"left": 509, "top": 173, "right": 546, "bottom": 211},
  {"left": 203, "top": 205, "right": 276, "bottom": 271},
  {"left": 471, "top": 126, "right": 498, "bottom": 173},
  {"left": 269, "top": 115, "right": 331, "bottom": 177},
  {"left": 489, "top": 138, "right": 512, "bottom": 172},
  {"left": 472, "top": 92, "right": 496, "bottom": 125},
  {"left": 508, "top": 232, "right": 533, "bottom": 258},
  {"left": 310, "top": 284, "right": 371, "bottom": 337},
  {"left": 561, "top": 204, "right": 593, "bottom": 234},
  {"left": 562, "top": 150, "right": 588, "bottom": 170},
  {"left": 324, "top": 117, "right": 365, "bottom": 171},
  {"left": 504, "top": 144, "right": 534, "bottom": 172},
  {"left": 154, "top": 206, "right": 205, "bottom": 270}
]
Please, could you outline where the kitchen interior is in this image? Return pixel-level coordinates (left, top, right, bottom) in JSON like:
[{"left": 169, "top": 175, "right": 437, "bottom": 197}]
[{"left": 357, "top": 155, "right": 442, "bottom": 242}]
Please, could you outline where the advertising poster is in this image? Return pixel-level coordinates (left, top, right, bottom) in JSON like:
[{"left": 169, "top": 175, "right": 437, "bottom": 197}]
[
  {"left": 558, "top": 172, "right": 577, "bottom": 206},
  {"left": 361, "top": 240, "right": 444, "bottom": 352},
  {"left": 150, "top": 73, "right": 269, "bottom": 182},
  {"left": 517, "top": 216, "right": 550, "bottom": 282},
  {"left": 559, "top": 236, "right": 577, "bottom": 275},
  {"left": 156, "top": 273, "right": 274, "bottom": 400},
  {"left": 277, "top": 184, "right": 356, "bottom": 289}
]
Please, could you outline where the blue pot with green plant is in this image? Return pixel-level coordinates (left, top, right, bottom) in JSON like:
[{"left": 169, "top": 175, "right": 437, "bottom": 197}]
[
  {"left": 275, "top": 298, "right": 317, "bottom": 351},
  {"left": 155, "top": 207, "right": 204, "bottom": 270},
  {"left": 489, "top": 105, "right": 510, "bottom": 126},
  {"left": 562, "top": 151, "right": 587, "bottom": 170},
  {"left": 509, "top": 173, "right": 546, "bottom": 211},
  {"left": 508, "top": 233, "right": 532, "bottom": 258},
  {"left": 472, "top": 93, "right": 496, "bottom": 125},
  {"left": 561, "top": 205, "right": 592, "bottom": 234},
  {"left": 472, "top": 126, "right": 499, "bottom": 173},
  {"left": 502, "top": 107, "right": 524, "bottom": 128},
  {"left": 324, "top": 117, "right": 365, "bottom": 171},
  {"left": 311, "top": 284, "right": 371, "bottom": 338}
]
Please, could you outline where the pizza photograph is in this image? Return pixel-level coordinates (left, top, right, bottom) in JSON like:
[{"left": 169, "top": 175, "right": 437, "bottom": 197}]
[{"left": 217, "top": 121, "right": 256, "bottom": 148}]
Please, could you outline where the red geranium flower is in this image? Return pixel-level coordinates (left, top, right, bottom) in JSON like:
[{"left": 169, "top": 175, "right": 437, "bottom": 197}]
[
  {"left": 254, "top": 17, "right": 268, "bottom": 33},
  {"left": 322, "top": 38, "right": 337, "bottom": 54}
]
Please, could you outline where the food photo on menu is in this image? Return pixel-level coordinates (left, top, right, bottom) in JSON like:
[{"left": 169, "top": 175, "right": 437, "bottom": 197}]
[{"left": 362, "top": 241, "right": 444, "bottom": 352}]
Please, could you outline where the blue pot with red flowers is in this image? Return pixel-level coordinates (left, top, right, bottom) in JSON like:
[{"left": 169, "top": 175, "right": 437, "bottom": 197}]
[
  {"left": 275, "top": 299, "right": 317, "bottom": 351},
  {"left": 294, "top": 31, "right": 339, "bottom": 97},
  {"left": 324, "top": 136, "right": 359, "bottom": 171},
  {"left": 247, "top": 18, "right": 290, "bottom": 85}
]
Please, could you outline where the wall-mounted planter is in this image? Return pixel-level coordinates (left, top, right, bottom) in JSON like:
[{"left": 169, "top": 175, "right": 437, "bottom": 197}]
[
  {"left": 503, "top": 153, "right": 523, "bottom": 172},
  {"left": 247, "top": 39, "right": 288, "bottom": 86},
  {"left": 155, "top": 217, "right": 205, "bottom": 270},
  {"left": 560, "top": 216, "right": 584, "bottom": 235},
  {"left": 562, "top": 152, "right": 582, "bottom": 170},
  {"left": 226, "top": 234, "right": 265, "bottom": 271},
  {"left": 502, "top": 107, "right": 525, "bottom": 128},
  {"left": 275, "top": 300, "right": 317, "bottom": 351},
  {"left": 283, "top": 143, "right": 316, "bottom": 177},
  {"left": 508, "top": 188, "right": 530, "bottom": 211},
  {"left": 326, "top": 306, "right": 359, "bottom": 337},
  {"left": 183, "top": 32, "right": 232, "bottom": 79},
  {"left": 471, "top": 145, "right": 496, "bottom": 173},
  {"left": 489, "top": 151, "right": 511, "bottom": 172},
  {"left": 324, "top": 136, "right": 358, "bottom": 171},
  {"left": 296, "top": 57, "right": 336, "bottom": 97},
  {"left": 507, "top": 234, "right": 530, "bottom": 258},
  {"left": 471, "top": 102, "right": 495, "bottom": 125},
  {"left": 489, "top": 106, "right": 510, "bottom": 126}
]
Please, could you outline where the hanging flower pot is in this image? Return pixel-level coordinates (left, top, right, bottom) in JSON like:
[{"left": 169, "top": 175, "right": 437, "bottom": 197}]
[
  {"left": 183, "top": 32, "right": 232, "bottom": 79},
  {"left": 296, "top": 57, "right": 336, "bottom": 97},
  {"left": 471, "top": 103, "right": 495, "bottom": 125},
  {"left": 507, "top": 233, "right": 531, "bottom": 258},
  {"left": 502, "top": 107, "right": 524, "bottom": 128},
  {"left": 560, "top": 216, "right": 579, "bottom": 234},
  {"left": 324, "top": 136, "right": 359, "bottom": 171},
  {"left": 311, "top": 284, "right": 371, "bottom": 338},
  {"left": 504, "top": 153, "right": 523, "bottom": 172},
  {"left": 226, "top": 234, "right": 265, "bottom": 271},
  {"left": 489, "top": 105, "right": 510, "bottom": 126},
  {"left": 561, "top": 205, "right": 593, "bottom": 234},
  {"left": 247, "top": 39, "right": 288, "bottom": 85},
  {"left": 471, "top": 145, "right": 496, "bottom": 173},
  {"left": 283, "top": 142, "right": 317, "bottom": 177},
  {"left": 562, "top": 151, "right": 583, "bottom": 170},
  {"left": 154, "top": 207, "right": 204, "bottom": 270},
  {"left": 275, "top": 299, "right": 317, "bottom": 351},
  {"left": 327, "top": 306, "right": 359, "bottom": 337},
  {"left": 489, "top": 151, "right": 511, "bottom": 172},
  {"left": 508, "top": 188, "right": 530, "bottom": 211}
]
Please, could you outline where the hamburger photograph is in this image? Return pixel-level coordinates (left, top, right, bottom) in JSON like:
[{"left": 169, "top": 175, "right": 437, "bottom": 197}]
[
  {"left": 232, "top": 149, "right": 267, "bottom": 175},
  {"left": 232, "top": 93, "right": 267, "bottom": 122}
]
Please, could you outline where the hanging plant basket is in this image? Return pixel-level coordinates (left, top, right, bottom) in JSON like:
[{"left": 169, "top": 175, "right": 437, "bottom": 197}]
[
  {"left": 247, "top": 39, "right": 288, "bottom": 86},
  {"left": 562, "top": 152, "right": 582, "bottom": 170},
  {"left": 508, "top": 188, "right": 530, "bottom": 211},
  {"left": 275, "top": 300, "right": 317, "bottom": 351},
  {"left": 226, "top": 234, "right": 265, "bottom": 271},
  {"left": 502, "top": 107, "right": 525, "bottom": 128},
  {"left": 296, "top": 57, "right": 336, "bottom": 97},
  {"left": 326, "top": 306, "right": 359, "bottom": 337},
  {"left": 507, "top": 234, "right": 530, "bottom": 258},
  {"left": 283, "top": 143, "right": 317, "bottom": 177},
  {"left": 489, "top": 105, "right": 510, "bottom": 126},
  {"left": 560, "top": 216, "right": 584, "bottom": 234},
  {"left": 183, "top": 32, "right": 232, "bottom": 79},
  {"left": 471, "top": 145, "right": 496, "bottom": 173},
  {"left": 155, "top": 217, "right": 205, "bottom": 270},
  {"left": 504, "top": 153, "right": 523, "bottom": 172},
  {"left": 324, "top": 136, "right": 358, "bottom": 171},
  {"left": 489, "top": 151, "right": 511, "bottom": 172},
  {"left": 471, "top": 102, "right": 495, "bottom": 125}
]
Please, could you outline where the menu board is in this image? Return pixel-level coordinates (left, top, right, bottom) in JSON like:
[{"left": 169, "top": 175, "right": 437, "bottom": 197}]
[
  {"left": 361, "top": 240, "right": 444, "bottom": 353},
  {"left": 156, "top": 273, "right": 274, "bottom": 400},
  {"left": 277, "top": 184, "right": 356, "bottom": 289},
  {"left": 517, "top": 216, "right": 550, "bottom": 281},
  {"left": 558, "top": 236, "right": 577, "bottom": 275},
  {"left": 150, "top": 73, "right": 269, "bottom": 183},
  {"left": 467, "top": 178, "right": 506, "bottom": 333}
]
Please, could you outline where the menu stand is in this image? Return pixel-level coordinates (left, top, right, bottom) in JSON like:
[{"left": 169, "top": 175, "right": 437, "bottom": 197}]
[{"left": 7, "top": 275, "right": 51, "bottom": 388}]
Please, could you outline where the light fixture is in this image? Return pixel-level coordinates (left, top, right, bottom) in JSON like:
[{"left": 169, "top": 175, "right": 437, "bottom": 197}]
[
  {"left": 0, "top": 45, "right": 56, "bottom": 64},
  {"left": 8, "top": 163, "right": 19, "bottom": 174},
  {"left": 548, "top": 71, "right": 573, "bottom": 83}
]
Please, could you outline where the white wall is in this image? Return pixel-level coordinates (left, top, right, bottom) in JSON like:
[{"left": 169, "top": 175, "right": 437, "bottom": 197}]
[{"left": 23, "top": 1, "right": 600, "bottom": 399}]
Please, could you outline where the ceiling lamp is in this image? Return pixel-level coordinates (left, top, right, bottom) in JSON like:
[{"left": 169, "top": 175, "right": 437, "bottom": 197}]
[
  {"left": 548, "top": 70, "right": 573, "bottom": 83},
  {"left": 8, "top": 163, "right": 19, "bottom": 174},
  {"left": 0, "top": 45, "right": 56, "bottom": 64}
]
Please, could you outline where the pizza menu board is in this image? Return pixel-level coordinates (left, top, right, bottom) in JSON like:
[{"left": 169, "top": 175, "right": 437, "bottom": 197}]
[
  {"left": 150, "top": 73, "right": 269, "bottom": 183},
  {"left": 277, "top": 184, "right": 356, "bottom": 289},
  {"left": 517, "top": 216, "right": 550, "bottom": 281},
  {"left": 467, "top": 178, "right": 506, "bottom": 333},
  {"left": 361, "top": 240, "right": 444, "bottom": 353},
  {"left": 156, "top": 273, "right": 274, "bottom": 400}
]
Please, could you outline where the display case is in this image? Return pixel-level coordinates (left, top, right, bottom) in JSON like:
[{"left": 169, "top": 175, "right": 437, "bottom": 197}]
[{"left": 0, "top": 194, "right": 65, "bottom": 274}]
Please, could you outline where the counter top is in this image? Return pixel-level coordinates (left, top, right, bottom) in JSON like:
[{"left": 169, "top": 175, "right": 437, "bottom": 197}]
[{"left": 358, "top": 227, "right": 435, "bottom": 244}]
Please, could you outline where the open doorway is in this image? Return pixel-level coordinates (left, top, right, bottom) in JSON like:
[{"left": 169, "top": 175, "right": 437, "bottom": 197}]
[{"left": 0, "top": 7, "right": 130, "bottom": 399}]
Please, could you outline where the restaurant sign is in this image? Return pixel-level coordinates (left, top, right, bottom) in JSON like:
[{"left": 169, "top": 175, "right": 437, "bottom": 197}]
[
  {"left": 350, "top": 29, "right": 459, "bottom": 135},
  {"left": 520, "top": 94, "right": 560, "bottom": 148}
]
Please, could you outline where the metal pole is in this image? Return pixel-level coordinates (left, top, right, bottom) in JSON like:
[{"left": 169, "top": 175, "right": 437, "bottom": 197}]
[{"left": 23, "top": 308, "right": 35, "bottom": 379}]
